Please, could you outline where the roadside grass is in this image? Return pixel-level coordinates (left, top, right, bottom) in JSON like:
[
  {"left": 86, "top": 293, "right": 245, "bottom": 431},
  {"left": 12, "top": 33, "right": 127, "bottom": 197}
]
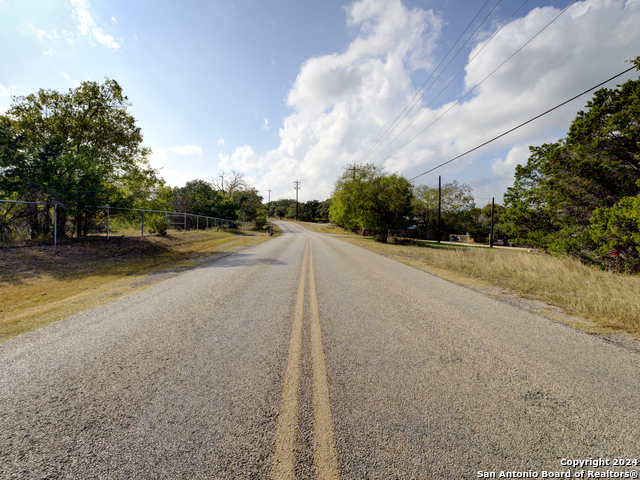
[
  {"left": 0, "top": 229, "right": 272, "bottom": 342},
  {"left": 339, "top": 236, "right": 640, "bottom": 339}
]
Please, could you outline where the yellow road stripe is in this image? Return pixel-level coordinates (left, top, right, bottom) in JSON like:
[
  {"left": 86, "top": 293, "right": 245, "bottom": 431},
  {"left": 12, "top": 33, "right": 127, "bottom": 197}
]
[
  {"left": 309, "top": 242, "right": 340, "bottom": 479},
  {"left": 271, "top": 242, "right": 309, "bottom": 480}
]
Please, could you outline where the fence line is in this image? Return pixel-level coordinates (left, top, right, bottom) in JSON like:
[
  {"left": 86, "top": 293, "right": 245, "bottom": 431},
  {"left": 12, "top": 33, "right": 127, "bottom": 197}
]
[{"left": 0, "top": 199, "right": 254, "bottom": 245}]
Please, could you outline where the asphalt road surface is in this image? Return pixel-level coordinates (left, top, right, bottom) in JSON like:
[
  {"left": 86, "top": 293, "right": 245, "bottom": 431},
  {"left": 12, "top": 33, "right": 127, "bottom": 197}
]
[{"left": 1, "top": 221, "right": 639, "bottom": 479}]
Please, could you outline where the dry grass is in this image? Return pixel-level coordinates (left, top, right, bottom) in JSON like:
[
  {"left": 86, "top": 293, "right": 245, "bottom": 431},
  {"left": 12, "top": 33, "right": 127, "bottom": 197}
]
[
  {"left": 340, "top": 237, "right": 640, "bottom": 339},
  {"left": 0, "top": 229, "right": 272, "bottom": 342}
]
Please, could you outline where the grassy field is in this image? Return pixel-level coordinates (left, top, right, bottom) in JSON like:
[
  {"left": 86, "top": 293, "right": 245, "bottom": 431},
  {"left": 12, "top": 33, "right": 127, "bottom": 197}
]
[{"left": 0, "top": 227, "right": 276, "bottom": 342}]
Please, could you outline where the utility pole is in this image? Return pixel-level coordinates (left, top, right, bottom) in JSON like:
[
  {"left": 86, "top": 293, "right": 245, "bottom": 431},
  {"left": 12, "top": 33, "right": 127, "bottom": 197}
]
[
  {"left": 267, "top": 189, "right": 272, "bottom": 218},
  {"left": 293, "top": 181, "right": 301, "bottom": 221},
  {"left": 490, "top": 197, "right": 495, "bottom": 248},
  {"left": 437, "top": 175, "right": 442, "bottom": 243}
]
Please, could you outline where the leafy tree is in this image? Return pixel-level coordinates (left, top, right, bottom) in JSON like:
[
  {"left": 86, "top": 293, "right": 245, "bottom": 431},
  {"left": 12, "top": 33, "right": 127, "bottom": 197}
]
[
  {"left": 231, "top": 187, "right": 263, "bottom": 222},
  {"left": 330, "top": 163, "right": 413, "bottom": 242},
  {"left": 0, "top": 78, "right": 159, "bottom": 238},
  {"left": 317, "top": 199, "right": 331, "bottom": 222},
  {"left": 468, "top": 203, "right": 507, "bottom": 244},
  {"left": 589, "top": 187, "right": 640, "bottom": 272},
  {"left": 503, "top": 59, "right": 640, "bottom": 268},
  {"left": 412, "top": 180, "right": 476, "bottom": 238},
  {"left": 172, "top": 179, "right": 237, "bottom": 222},
  {"left": 268, "top": 198, "right": 295, "bottom": 218}
]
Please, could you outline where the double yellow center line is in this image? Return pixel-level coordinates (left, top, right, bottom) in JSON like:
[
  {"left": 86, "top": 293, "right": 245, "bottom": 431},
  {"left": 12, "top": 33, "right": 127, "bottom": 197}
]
[{"left": 271, "top": 239, "right": 339, "bottom": 480}]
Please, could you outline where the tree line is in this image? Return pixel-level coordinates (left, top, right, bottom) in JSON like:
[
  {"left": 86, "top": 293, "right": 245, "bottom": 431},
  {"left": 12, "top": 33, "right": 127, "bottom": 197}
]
[
  {"left": 0, "top": 79, "right": 264, "bottom": 240},
  {"left": 327, "top": 163, "right": 503, "bottom": 244},
  {"left": 266, "top": 198, "right": 331, "bottom": 222},
  {"left": 328, "top": 57, "right": 639, "bottom": 272}
]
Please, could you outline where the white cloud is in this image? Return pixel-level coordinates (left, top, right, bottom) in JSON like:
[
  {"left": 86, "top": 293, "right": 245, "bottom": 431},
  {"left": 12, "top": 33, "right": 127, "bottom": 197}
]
[
  {"left": 260, "top": 118, "right": 269, "bottom": 131},
  {"left": 70, "top": 0, "right": 120, "bottom": 50},
  {"left": 150, "top": 148, "right": 166, "bottom": 162},
  {"left": 170, "top": 145, "right": 203, "bottom": 155},
  {"left": 110, "top": 16, "right": 117, "bottom": 24},
  {"left": 491, "top": 144, "right": 531, "bottom": 178},
  {"left": 219, "top": 0, "right": 640, "bottom": 202},
  {"left": 0, "top": 84, "right": 16, "bottom": 97},
  {"left": 217, "top": 138, "right": 225, "bottom": 146},
  {"left": 218, "top": 146, "right": 263, "bottom": 175},
  {"left": 43, "top": 47, "right": 54, "bottom": 55},
  {"left": 61, "top": 72, "right": 81, "bottom": 87}
]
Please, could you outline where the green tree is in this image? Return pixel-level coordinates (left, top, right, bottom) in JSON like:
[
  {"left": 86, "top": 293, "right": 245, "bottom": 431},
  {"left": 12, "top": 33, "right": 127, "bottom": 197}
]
[
  {"left": 172, "top": 179, "right": 237, "bottom": 224},
  {"left": 317, "top": 199, "right": 331, "bottom": 222},
  {"left": 329, "top": 163, "right": 413, "bottom": 242},
  {"left": 0, "top": 78, "right": 159, "bottom": 238},
  {"left": 468, "top": 202, "right": 507, "bottom": 244},
  {"left": 231, "top": 187, "right": 263, "bottom": 223},
  {"left": 412, "top": 180, "right": 476, "bottom": 238},
  {"left": 503, "top": 59, "right": 640, "bottom": 268},
  {"left": 588, "top": 183, "right": 640, "bottom": 272}
]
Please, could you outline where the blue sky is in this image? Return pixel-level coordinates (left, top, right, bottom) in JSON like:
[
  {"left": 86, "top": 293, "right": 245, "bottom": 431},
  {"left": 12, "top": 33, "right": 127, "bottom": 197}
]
[{"left": 1, "top": 0, "right": 639, "bottom": 205}]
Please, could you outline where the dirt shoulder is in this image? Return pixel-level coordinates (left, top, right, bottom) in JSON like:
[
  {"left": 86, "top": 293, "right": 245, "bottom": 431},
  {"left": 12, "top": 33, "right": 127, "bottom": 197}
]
[{"left": 0, "top": 229, "right": 273, "bottom": 342}]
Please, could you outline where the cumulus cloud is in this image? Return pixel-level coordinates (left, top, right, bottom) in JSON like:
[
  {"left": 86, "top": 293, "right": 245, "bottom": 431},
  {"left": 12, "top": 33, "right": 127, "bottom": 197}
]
[
  {"left": 260, "top": 119, "right": 270, "bottom": 131},
  {"left": 170, "top": 145, "right": 203, "bottom": 155},
  {"left": 222, "top": 0, "right": 640, "bottom": 202},
  {"left": 71, "top": 0, "right": 120, "bottom": 50},
  {"left": 218, "top": 146, "right": 263, "bottom": 176},
  {"left": 110, "top": 16, "right": 117, "bottom": 24},
  {"left": 217, "top": 138, "right": 225, "bottom": 146}
]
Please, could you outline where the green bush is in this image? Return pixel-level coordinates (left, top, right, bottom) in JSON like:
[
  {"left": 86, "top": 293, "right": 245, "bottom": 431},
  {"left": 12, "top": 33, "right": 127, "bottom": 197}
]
[
  {"left": 147, "top": 214, "right": 168, "bottom": 235},
  {"left": 255, "top": 215, "right": 267, "bottom": 230}
]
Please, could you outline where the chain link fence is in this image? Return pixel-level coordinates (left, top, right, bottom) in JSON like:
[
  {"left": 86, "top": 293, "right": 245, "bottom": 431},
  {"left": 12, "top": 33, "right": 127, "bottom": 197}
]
[{"left": 0, "top": 199, "right": 255, "bottom": 245}]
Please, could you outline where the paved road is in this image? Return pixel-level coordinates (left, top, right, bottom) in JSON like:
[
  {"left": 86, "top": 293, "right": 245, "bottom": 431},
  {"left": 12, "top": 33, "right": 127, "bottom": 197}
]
[{"left": 1, "top": 221, "right": 639, "bottom": 479}]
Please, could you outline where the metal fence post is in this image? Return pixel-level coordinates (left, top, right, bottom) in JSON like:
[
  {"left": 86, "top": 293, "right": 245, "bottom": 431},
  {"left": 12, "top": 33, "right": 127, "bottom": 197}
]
[
  {"left": 206, "top": 217, "right": 209, "bottom": 231},
  {"left": 184, "top": 213, "right": 186, "bottom": 233},
  {"left": 142, "top": 210, "right": 145, "bottom": 237},
  {"left": 197, "top": 215, "right": 199, "bottom": 231},
  {"left": 107, "top": 207, "right": 110, "bottom": 240}
]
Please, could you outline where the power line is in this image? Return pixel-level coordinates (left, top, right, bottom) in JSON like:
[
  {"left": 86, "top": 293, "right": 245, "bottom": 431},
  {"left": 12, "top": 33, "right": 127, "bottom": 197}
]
[
  {"left": 370, "top": 0, "right": 529, "bottom": 166},
  {"left": 407, "top": 65, "right": 637, "bottom": 183},
  {"left": 367, "top": 0, "right": 509, "bottom": 165},
  {"left": 360, "top": 0, "right": 494, "bottom": 164},
  {"left": 298, "top": 0, "right": 498, "bottom": 185},
  {"left": 375, "top": 0, "right": 578, "bottom": 167}
]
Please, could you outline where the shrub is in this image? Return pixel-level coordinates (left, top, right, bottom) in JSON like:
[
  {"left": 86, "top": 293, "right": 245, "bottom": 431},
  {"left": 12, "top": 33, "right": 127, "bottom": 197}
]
[
  {"left": 255, "top": 215, "right": 267, "bottom": 230},
  {"left": 147, "top": 214, "right": 168, "bottom": 235}
]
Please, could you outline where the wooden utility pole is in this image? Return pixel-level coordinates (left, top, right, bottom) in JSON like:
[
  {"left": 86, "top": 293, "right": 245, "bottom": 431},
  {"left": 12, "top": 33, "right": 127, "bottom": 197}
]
[
  {"left": 437, "top": 175, "right": 442, "bottom": 243},
  {"left": 490, "top": 197, "right": 495, "bottom": 248},
  {"left": 293, "top": 181, "right": 300, "bottom": 221}
]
